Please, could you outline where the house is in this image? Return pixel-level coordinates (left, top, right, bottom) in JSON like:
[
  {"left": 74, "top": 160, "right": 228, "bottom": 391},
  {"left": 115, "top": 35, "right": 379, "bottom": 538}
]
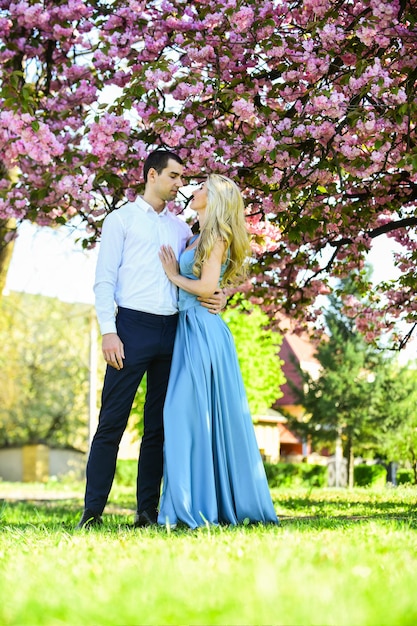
[
  {"left": 253, "top": 408, "right": 308, "bottom": 464},
  {"left": 270, "top": 327, "right": 346, "bottom": 483},
  {"left": 275, "top": 329, "right": 321, "bottom": 420},
  {"left": 250, "top": 325, "right": 323, "bottom": 463},
  {"left": 266, "top": 326, "right": 324, "bottom": 463}
]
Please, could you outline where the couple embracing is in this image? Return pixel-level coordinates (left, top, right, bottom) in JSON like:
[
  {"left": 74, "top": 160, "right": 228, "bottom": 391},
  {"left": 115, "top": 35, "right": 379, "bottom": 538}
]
[{"left": 76, "top": 150, "right": 278, "bottom": 530}]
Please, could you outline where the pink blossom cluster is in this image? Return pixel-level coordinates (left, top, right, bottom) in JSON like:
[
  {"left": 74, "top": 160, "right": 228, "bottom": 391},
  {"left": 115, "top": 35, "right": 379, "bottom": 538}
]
[
  {"left": 87, "top": 114, "right": 131, "bottom": 166},
  {"left": 0, "top": 0, "right": 416, "bottom": 345},
  {"left": 0, "top": 111, "right": 64, "bottom": 167}
]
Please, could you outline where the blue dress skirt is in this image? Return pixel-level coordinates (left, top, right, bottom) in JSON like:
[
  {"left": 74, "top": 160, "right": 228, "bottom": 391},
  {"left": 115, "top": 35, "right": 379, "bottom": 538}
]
[{"left": 158, "top": 243, "right": 278, "bottom": 529}]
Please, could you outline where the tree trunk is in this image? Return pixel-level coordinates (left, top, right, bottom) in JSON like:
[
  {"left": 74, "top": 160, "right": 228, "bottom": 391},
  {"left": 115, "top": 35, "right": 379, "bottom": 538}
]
[
  {"left": 0, "top": 218, "right": 16, "bottom": 299},
  {"left": 334, "top": 427, "right": 343, "bottom": 487},
  {"left": 346, "top": 435, "right": 355, "bottom": 488}
]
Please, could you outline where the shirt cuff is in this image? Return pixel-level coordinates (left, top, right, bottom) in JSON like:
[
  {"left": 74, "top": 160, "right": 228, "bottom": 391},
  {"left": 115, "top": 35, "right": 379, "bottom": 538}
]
[{"left": 100, "top": 320, "right": 117, "bottom": 335}]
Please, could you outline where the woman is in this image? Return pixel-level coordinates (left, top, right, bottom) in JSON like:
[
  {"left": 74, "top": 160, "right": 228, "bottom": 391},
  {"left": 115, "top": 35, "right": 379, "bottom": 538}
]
[{"left": 157, "top": 174, "right": 278, "bottom": 529}]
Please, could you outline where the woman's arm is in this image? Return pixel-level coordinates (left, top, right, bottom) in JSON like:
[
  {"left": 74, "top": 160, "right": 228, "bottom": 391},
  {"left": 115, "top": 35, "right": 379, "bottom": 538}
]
[{"left": 159, "top": 240, "right": 226, "bottom": 298}]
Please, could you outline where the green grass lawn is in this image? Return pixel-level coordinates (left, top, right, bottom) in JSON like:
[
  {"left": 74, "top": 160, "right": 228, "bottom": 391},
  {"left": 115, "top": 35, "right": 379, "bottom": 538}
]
[{"left": 1, "top": 482, "right": 416, "bottom": 625}]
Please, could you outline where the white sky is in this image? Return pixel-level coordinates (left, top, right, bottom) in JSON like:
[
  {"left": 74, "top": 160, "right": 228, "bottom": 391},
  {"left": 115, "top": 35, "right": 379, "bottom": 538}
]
[{"left": 4, "top": 220, "right": 97, "bottom": 305}]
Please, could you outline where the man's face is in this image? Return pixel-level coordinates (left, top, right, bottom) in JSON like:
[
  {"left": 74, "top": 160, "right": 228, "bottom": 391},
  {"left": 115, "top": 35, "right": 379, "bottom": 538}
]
[{"left": 153, "top": 159, "right": 184, "bottom": 201}]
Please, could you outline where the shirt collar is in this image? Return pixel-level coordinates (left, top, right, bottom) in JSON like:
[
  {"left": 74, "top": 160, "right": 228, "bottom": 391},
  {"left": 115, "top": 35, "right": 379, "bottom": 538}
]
[{"left": 136, "top": 195, "right": 168, "bottom": 216}]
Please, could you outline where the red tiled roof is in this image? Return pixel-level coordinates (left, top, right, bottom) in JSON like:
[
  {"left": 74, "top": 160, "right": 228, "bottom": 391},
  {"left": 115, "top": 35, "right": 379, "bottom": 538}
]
[
  {"left": 278, "top": 423, "right": 302, "bottom": 444},
  {"left": 282, "top": 332, "right": 320, "bottom": 364}
]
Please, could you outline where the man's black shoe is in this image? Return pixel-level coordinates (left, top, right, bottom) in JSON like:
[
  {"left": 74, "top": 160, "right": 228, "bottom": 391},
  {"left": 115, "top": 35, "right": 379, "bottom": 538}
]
[
  {"left": 75, "top": 509, "right": 103, "bottom": 530},
  {"left": 134, "top": 510, "right": 157, "bottom": 528}
]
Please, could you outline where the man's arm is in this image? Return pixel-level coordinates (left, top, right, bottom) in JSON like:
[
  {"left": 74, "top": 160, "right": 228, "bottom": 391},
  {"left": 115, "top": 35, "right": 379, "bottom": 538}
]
[
  {"left": 198, "top": 290, "right": 227, "bottom": 314},
  {"left": 94, "top": 212, "right": 125, "bottom": 334},
  {"left": 94, "top": 212, "right": 125, "bottom": 368}
]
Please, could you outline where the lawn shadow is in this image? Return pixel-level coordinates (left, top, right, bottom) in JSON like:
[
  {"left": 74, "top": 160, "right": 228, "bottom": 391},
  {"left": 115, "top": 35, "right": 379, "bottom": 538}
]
[
  {"left": 276, "top": 490, "right": 417, "bottom": 530},
  {"left": 279, "top": 512, "right": 417, "bottom": 530},
  {"left": 2, "top": 489, "right": 417, "bottom": 533},
  {"left": 0, "top": 498, "right": 137, "bottom": 533}
]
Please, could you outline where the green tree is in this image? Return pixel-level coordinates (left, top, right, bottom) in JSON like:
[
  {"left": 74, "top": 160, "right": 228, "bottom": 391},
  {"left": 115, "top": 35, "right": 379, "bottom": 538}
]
[
  {"left": 0, "top": 292, "right": 91, "bottom": 450},
  {"left": 375, "top": 365, "right": 417, "bottom": 484},
  {"left": 221, "top": 297, "right": 285, "bottom": 415},
  {"left": 288, "top": 294, "right": 391, "bottom": 486}
]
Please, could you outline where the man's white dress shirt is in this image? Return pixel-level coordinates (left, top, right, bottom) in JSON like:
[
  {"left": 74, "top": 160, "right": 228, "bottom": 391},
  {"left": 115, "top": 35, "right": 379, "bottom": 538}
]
[{"left": 94, "top": 197, "right": 192, "bottom": 335}]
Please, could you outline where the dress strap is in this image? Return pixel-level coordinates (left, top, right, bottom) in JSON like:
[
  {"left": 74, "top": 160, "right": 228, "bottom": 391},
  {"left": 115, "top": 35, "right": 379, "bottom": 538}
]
[{"left": 186, "top": 234, "right": 200, "bottom": 248}]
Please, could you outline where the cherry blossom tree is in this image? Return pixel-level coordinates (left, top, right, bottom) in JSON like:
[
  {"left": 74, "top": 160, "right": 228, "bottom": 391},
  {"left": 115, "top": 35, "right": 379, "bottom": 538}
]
[{"left": 0, "top": 0, "right": 416, "bottom": 346}]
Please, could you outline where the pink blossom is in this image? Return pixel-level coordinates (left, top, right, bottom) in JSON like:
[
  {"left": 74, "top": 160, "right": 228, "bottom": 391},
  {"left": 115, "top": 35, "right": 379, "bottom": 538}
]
[
  {"left": 0, "top": 0, "right": 415, "bottom": 346},
  {"left": 160, "top": 125, "right": 186, "bottom": 145},
  {"left": 232, "top": 99, "right": 257, "bottom": 122},
  {"left": 234, "top": 7, "right": 254, "bottom": 30}
]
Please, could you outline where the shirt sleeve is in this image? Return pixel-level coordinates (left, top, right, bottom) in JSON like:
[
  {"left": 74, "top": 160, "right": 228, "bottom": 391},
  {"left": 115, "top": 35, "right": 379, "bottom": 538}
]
[{"left": 94, "top": 211, "right": 124, "bottom": 335}]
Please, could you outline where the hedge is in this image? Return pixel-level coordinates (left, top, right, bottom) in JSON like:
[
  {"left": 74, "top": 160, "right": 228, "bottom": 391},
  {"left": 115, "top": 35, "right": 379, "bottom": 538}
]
[
  {"left": 397, "top": 468, "right": 414, "bottom": 485},
  {"left": 115, "top": 459, "right": 328, "bottom": 489},
  {"left": 264, "top": 462, "right": 328, "bottom": 488},
  {"left": 354, "top": 464, "right": 386, "bottom": 487}
]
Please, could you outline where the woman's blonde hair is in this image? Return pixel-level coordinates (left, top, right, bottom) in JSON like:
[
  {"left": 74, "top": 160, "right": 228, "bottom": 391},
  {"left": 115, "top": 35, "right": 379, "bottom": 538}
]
[{"left": 193, "top": 174, "right": 251, "bottom": 287}]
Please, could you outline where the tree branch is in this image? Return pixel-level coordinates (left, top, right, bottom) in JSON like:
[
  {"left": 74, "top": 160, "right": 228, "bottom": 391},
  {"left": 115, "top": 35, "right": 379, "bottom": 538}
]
[{"left": 329, "top": 217, "right": 417, "bottom": 248}]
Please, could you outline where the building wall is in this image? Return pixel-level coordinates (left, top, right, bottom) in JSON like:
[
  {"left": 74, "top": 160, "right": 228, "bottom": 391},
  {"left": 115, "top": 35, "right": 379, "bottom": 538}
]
[
  {"left": 0, "top": 446, "right": 85, "bottom": 482},
  {"left": 0, "top": 448, "right": 23, "bottom": 481},
  {"left": 254, "top": 423, "right": 280, "bottom": 463}
]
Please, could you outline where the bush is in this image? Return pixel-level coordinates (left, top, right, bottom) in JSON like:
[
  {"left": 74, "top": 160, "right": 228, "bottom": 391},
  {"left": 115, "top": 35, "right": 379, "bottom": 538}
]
[
  {"left": 115, "top": 459, "right": 329, "bottom": 490},
  {"left": 302, "top": 464, "right": 328, "bottom": 488},
  {"left": 264, "top": 462, "right": 328, "bottom": 488},
  {"left": 397, "top": 469, "right": 414, "bottom": 485},
  {"left": 114, "top": 459, "right": 137, "bottom": 486},
  {"left": 354, "top": 464, "right": 386, "bottom": 487}
]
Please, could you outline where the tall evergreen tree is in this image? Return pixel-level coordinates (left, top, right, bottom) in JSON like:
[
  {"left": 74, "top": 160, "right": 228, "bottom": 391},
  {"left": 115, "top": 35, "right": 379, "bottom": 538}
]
[{"left": 288, "top": 285, "right": 391, "bottom": 486}]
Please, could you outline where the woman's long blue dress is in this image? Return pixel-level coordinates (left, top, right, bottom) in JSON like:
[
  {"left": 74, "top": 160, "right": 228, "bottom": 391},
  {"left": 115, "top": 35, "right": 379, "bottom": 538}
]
[{"left": 158, "top": 238, "right": 278, "bottom": 529}]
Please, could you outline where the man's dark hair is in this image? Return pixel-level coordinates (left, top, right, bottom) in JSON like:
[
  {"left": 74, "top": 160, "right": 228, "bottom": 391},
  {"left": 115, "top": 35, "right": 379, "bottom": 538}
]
[{"left": 143, "top": 150, "right": 184, "bottom": 183}]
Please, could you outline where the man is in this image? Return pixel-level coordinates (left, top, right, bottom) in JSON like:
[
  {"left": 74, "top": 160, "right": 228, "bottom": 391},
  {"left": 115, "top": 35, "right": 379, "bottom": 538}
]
[{"left": 76, "top": 150, "right": 224, "bottom": 529}]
